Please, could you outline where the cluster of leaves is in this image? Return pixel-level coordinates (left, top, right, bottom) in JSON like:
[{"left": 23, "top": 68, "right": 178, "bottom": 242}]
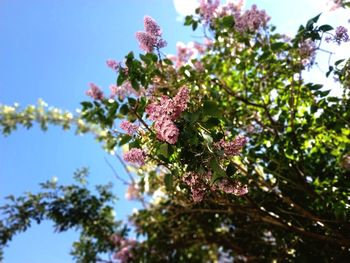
[
  {"left": 0, "top": 168, "right": 124, "bottom": 262},
  {"left": 0, "top": 99, "right": 101, "bottom": 137},
  {"left": 1, "top": 2, "right": 350, "bottom": 262}
]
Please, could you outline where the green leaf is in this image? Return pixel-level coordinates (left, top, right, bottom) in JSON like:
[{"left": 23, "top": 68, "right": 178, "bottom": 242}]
[
  {"left": 210, "top": 158, "right": 225, "bottom": 183},
  {"left": 119, "top": 104, "right": 129, "bottom": 115},
  {"left": 220, "top": 15, "right": 234, "bottom": 28},
  {"left": 201, "top": 130, "right": 213, "bottom": 145},
  {"left": 119, "top": 135, "right": 132, "bottom": 146},
  {"left": 128, "top": 98, "right": 137, "bottom": 107},
  {"left": 319, "top": 24, "right": 333, "bottom": 32},
  {"left": 157, "top": 143, "right": 169, "bottom": 158},
  {"left": 307, "top": 83, "right": 323, "bottom": 90},
  {"left": 226, "top": 162, "right": 237, "bottom": 177},
  {"left": 203, "top": 101, "right": 219, "bottom": 117},
  {"left": 184, "top": 15, "right": 193, "bottom": 26},
  {"left": 335, "top": 59, "right": 345, "bottom": 66},
  {"left": 129, "top": 139, "right": 140, "bottom": 149},
  {"left": 117, "top": 72, "right": 126, "bottom": 86},
  {"left": 145, "top": 53, "right": 158, "bottom": 63},
  {"left": 203, "top": 117, "right": 220, "bottom": 129},
  {"left": 164, "top": 174, "right": 173, "bottom": 191},
  {"left": 80, "top": 101, "right": 93, "bottom": 109},
  {"left": 306, "top": 13, "right": 321, "bottom": 30},
  {"left": 271, "top": 42, "right": 285, "bottom": 51},
  {"left": 192, "top": 21, "right": 198, "bottom": 31}
]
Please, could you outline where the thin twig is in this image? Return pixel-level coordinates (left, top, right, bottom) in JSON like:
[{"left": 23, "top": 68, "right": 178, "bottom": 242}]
[{"left": 104, "top": 157, "right": 129, "bottom": 185}]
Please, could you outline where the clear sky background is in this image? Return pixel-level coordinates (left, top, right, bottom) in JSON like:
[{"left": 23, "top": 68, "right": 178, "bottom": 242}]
[{"left": 0, "top": 0, "right": 349, "bottom": 262}]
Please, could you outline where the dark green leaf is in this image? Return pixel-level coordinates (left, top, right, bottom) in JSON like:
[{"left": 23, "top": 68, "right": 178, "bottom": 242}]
[{"left": 164, "top": 174, "right": 173, "bottom": 191}]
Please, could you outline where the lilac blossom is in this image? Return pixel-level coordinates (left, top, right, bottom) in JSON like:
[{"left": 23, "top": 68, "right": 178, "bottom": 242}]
[
  {"left": 109, "top": 82, "right": 140, "bottom": 100},
  {"left": 136, "top": 16, "right": 167, "bottom": 53},
  {"left": 154, "top": 116, "right": 179, "bottom": 144},
  {"left": 235, "top": 4, "right": 270, "bottom": 33},
  {"left": 199, "top": 0, "right": 220, "bottom": 24},
  {"left": 144, "top": 16, "right": 162, "bottom": 36},
  {"left": 120, "top": 120, "right": 139, "bottom": 135},
  {"left": 125, "top": 183, "right": 140, "bottom": 200},
  {"left": 123, "top": 148, "right": 146, "bottom": 166},
  {"left": 86, "top": 83, "right": 104, "bottom": 100},
  {"left": 215, "top": 135, "right": 247, "bottom": 156},
  {"left": 215, "top": 0, "right": 243, "bottom": 18},
  {"left": 111, "top": 235, "right": 137, "bottom": 263},
  {"left": 183, "top": 171, "right": 212, "bottom": 202},
  {"left": 135, "top": 32, "right": 158, "bottom": 53},
  {"left": 145, "top": 87, "right": 189, "bottom": 144},
  {"left": 106, "top": 59, "right": 119, "bottom": 71},
  {"left": 335, "top": 26, "right": 349, "bottom": 43},
  {"left": 299, "top": 39, "right": 317, "bottom": 66},
  {"left": 217, "top": 178, "right": 248, "bottom": 196}
]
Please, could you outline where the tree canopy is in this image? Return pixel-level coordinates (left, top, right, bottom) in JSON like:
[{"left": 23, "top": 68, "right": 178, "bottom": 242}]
[{"left": 1, "top": 1, "right": 350, "bottom": 262}]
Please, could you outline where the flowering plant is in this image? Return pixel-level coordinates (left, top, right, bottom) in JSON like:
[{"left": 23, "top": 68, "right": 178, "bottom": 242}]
[{"left": 1, "top": 1, "right": 350, "bottom": 262}]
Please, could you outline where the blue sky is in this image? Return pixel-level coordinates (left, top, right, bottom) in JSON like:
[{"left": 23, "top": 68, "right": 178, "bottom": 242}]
[{"left": 0, "top": 0, "right": 349, "bottom": 262}]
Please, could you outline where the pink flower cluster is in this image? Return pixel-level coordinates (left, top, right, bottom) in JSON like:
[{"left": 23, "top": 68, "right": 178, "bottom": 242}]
[
  {"left": 123, "top": 148, "right": 146, "bottom": 166},
  {"left": 235, "top": 4, "right": 270, "bottom": 33},
  {"left": 111, "top": 234, "right": 137, "bottom": 263},
  {"left": 120, "top": 120, "right": 139, "bottom": 135},
  {"left": 183, "top": 171, "right": 212, "bottom": 202},
  {"left": 110, "top": 82, "right": 142, "bottom": 100},
  {"left": 168, "top": 41, "right": 210, "bottom": 69},
  {"left": 325, "top": 26, "right": 349, "bottom": 44},
  {"left": 216, "top": 0, "right": 243, "bottom": 18},
  {"left": 199, "top": 0, "right": 220, "bottom": 24},
  {"left": 199, "top": 1, "right": 270, "bottom": 33},
  {"left": 217, "top": 178, "right": 248, "bottom": 196},
  {"left": 299, "top": 39, "right": 317, "bottom": 66},
  {"left": 146, "top": 87, "right": 189, "bottom": 144},
  {"left": 183, "top": 170, "right": 249, "bottom": 202},
  {"left": 215, "top": 135, "right": 247, "bottom": 156},
  {"left": 86, "top": 83, "right": 104, "bottom": 100},
  {"left": 335, "top": 26, "right": 349, "bottom": 43},
  {"left": 125, "top": 183, "right": 140, "bottom": 200},
  {"left": 106, "top": 59, "right": 119, "bottom": 71},
  {"left": 168, "top": 42, "right": 195, "bottom": 68},
  {"left": 136, "top": 16, "right": 167, "bottom": 53}
]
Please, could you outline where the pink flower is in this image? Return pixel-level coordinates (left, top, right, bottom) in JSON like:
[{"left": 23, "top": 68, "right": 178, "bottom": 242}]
[
  {"left": 136, "top": 32, "right": 158, "bottom": 53},
  {"left": 110, "top": 234, "right": 123, "bottom": 246},
  {"left": 109, "top": 82, "right": 140, "bottom": 100},
  {"left": 299, "top": 39, "right": 317, "bottom": 66},
  {"left": 106, "top": 59, "right": 119, "bottom": 71},
  {"left": 235, "top": 4, "right": 270, "bottom": 33},
  {"left": 215, "top": 135, "right": 247, "bottom": 156},
  {"left": 144, "top": 15, "right": 162, "bottom": 36},
  {"left": 154, "top": 116, "right": 179, "bottom": 144},
  {"left": 86, "top": 83, "right": 104, "bottom": 100},
  {"left": 123, "top": 148, "right": 146, "bottom": 166},
  {"left": 113, "top": 238, "right": 137, "bottom": 263},
  {"left": 182, "top": 171, "right": 212, "bottom": 202},
  {"left": 218, "top": 179, "right": 248, "bottom": 196},
  {"left": 335, "top": 26, "right": 349, "bottom": 43},
  {"left": 199, "top": 0, "right": 220, "bottom": 24},
  {"left": 120, "top": 120, "right": 139, "bottom": 135},
  {"left": 125, "top": 183, "right": 140, "bottom": 200},
  {"left": 145, "top": 87, "right": 190, "bottom": 144},
  {"left": 136, "top": 16, "right": 167, "bottom": 53},
  {"left": 169, "top": 42, "right": 196, "bottom": 68},
  {"left": 173, "top": 87, "right": 190, "bottom": 115}
]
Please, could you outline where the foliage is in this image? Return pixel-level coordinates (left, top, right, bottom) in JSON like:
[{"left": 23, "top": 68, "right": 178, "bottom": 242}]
[
  {"left": 0, "top": 168, "right": 124, "bottom": 263},
  {"left": 1, "top": 1, "right": 350, "bottom": 262},
  {"left": 0, "top": 99, "right": 100, "bottom": 136}
]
